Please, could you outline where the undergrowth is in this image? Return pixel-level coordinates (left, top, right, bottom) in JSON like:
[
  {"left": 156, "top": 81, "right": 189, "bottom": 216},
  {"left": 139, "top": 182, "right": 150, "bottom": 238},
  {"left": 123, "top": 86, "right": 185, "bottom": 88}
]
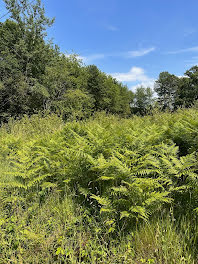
[{"left": 0, "top": 109, "right": 197, "bottom": 263}]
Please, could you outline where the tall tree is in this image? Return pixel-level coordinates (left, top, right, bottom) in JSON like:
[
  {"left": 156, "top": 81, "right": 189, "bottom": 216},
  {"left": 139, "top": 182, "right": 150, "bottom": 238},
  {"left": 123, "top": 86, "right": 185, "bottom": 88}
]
[
  {"left": 4, "top": 0, "right": 54, "bottom": 36},
  {"left": 183, "top": 66, "right": 198, "bottom": 106},
  {"left": 174, "top": 66, "right": 198, "bottom": 109},
  {"left": 0, "top": 0, "right": 56, "bottom": 120},
  {"left": 132, "top": 86, "right": 154, "bottom": 115},
  {"left": 154, "top": 72, "right": 179, "bottom": 110},
  {"left": 86, "top": 65, "right": 106, "bottom": 111},
  {"left": 42, "top": 54, "right": 91, "bottom": 115}
]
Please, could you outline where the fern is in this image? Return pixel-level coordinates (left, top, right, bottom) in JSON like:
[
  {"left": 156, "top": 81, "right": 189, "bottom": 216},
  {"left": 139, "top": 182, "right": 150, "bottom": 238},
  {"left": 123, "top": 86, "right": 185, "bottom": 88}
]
[{"left": 1, "top": 108, "right": 198, "bottom": 230}]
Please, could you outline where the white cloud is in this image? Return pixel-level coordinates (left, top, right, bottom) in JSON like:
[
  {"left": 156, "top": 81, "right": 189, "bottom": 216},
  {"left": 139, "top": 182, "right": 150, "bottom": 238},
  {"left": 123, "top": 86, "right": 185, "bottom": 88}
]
[
  {"left": 65, "top": 55, "right": 156, "bottom": 90},
  {"left": 126, "top": 47, "right": 156, "bottom": 58},
  {"left": 167, "top": 46, "right": 198, "bottom": 54},
  {"left": 130, "top": 80, "right": 156, "bottom": 92},
  {"left": 110, "top": 67, "right": 150, "bottom": 82},
  {"left": 110, "top": 67, "right": 155, "bottom": 92}
]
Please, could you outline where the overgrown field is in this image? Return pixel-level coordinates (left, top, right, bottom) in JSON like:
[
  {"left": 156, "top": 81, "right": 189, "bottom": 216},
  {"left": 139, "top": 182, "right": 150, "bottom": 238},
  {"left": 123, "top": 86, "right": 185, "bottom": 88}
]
[{"left": 0, "top": 109, "right": 198, "bottom": 263}]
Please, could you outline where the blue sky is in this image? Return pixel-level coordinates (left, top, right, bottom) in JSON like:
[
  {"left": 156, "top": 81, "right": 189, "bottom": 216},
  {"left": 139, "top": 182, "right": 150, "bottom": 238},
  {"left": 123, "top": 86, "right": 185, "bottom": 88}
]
[{"left": 1, "top": 0, "right": 198, "bottom": 91}]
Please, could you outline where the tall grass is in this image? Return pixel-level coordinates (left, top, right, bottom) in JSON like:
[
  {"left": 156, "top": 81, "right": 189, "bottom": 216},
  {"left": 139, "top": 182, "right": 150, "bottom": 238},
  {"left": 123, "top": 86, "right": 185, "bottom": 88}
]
[{"left": 0, "top": 109, "right": 197, "bottom": 263}]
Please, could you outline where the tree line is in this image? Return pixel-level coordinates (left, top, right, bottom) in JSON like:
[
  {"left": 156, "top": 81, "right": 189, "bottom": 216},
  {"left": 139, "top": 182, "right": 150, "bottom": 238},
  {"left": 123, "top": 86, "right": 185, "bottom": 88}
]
[
  {"left": 155, "top": 68, "right": 198, "bottom": 110},
  {"left": 133, "top": 67, "right": 198, "bottom": 114},
  {"left": 0, "top": 0, "right": 134, "bottom": 122},
  {"left": 1, "top": 0, "right": 198, "bottom": 122}
]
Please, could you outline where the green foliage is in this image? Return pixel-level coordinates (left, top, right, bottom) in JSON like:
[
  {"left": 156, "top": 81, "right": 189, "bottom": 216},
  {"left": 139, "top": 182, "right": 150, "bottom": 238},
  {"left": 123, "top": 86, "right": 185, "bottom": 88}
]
[
  {"left": 1, "top": 109, "right": 198, "bottom": 223},
  {"left": 2, "top": 0, "right": 198, "bottom": 122},
  {"left": 154, "top": 66, "right": 198, "bottom": 111},
  {"left": 133, "top": 215, "right": 196, "bottom": 264},
  {"left": 0, "top": 0, "right": 134, "bottom": 121},
  {"left": 1, "top": 0, "right": 198, "bottom": 262},
  {"left": 154, "top": 71, "right": 179, "bottom": 110},
  {"left": 132, "top": 86, "right": 154, "bottom": 115},
  {"left": 0, "top": 109, "right": 198, "bottom": 262}
]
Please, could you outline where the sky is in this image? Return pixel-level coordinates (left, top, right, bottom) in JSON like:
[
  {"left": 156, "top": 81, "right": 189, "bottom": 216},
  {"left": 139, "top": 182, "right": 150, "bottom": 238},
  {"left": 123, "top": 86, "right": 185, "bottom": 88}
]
[{"left": 1, "top": 0, "right": 198, "bottom": 91}]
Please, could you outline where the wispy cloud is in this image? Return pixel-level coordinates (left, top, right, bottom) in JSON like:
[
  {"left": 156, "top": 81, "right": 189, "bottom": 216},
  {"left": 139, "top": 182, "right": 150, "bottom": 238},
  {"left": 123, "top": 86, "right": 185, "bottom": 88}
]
[
  {"left": 184, "top": 56, "right": 198, "bottom": 67},
  {"left": 183, "top": 28, "right": 197, "bottom": 37},
  {"left": 66, "top": 46, "right": 156, "bottom": 65},
  {"left": 77, "top": 54, "right": 105, "bottom": 63},
  {"left": 106, "top": 25, "right": 118, "bottom": 31},
  {"left": 126, "top": 47, "right": 156, "bottom": 58},
  {"left": 187, "top": 63, "right": 198, "bottom": 67},
  {"left": 167, "top": 46, "right": 198, "bottom": 54}
]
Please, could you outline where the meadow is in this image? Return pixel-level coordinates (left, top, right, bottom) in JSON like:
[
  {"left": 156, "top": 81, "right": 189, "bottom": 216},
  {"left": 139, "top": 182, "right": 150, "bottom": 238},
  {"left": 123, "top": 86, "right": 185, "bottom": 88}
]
[{"left": 0, "top": 108, "right": 197, "bottom": 263}]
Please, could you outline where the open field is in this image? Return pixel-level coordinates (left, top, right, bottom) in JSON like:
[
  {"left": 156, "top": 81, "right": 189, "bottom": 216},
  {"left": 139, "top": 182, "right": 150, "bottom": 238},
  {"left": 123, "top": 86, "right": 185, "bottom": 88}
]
[{"left": 0, "top": 109, "right": 197, "bottom": 263}]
